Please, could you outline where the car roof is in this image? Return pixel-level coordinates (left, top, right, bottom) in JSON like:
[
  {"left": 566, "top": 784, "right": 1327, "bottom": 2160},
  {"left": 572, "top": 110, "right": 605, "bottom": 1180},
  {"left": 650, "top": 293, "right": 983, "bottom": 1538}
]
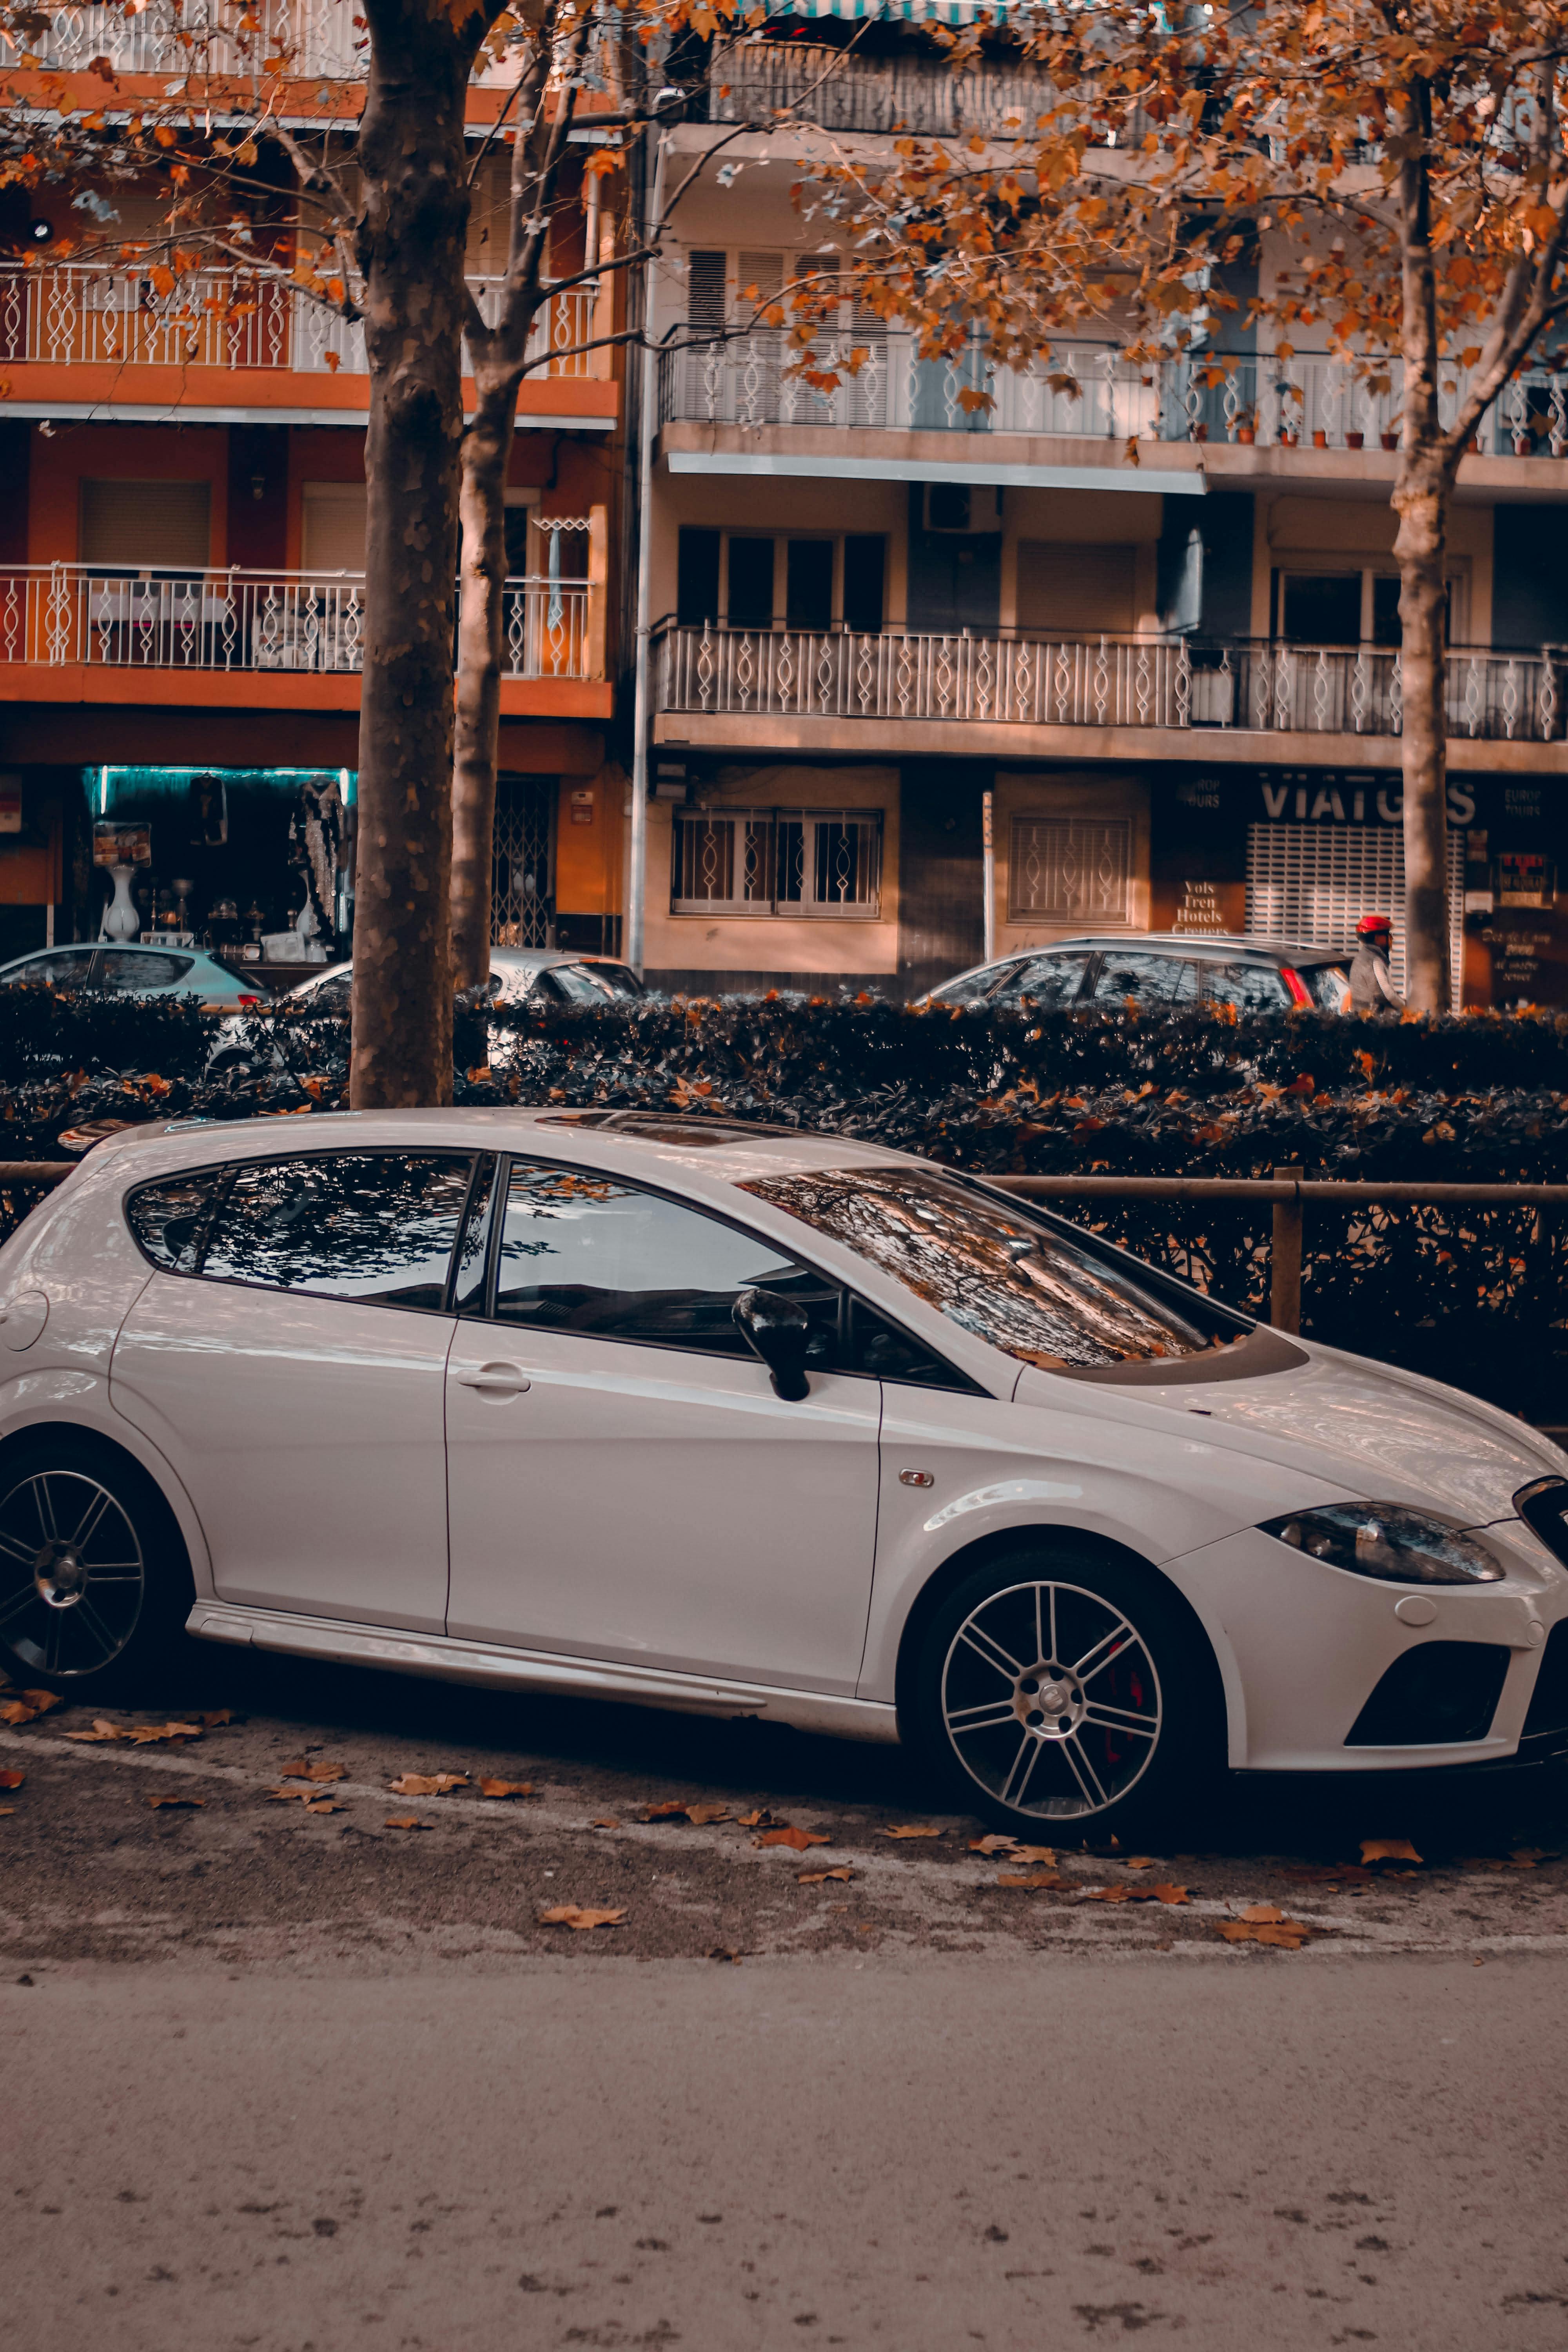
[
  {"left": 962, "top": 933, "right": 1349, "bottom": 970},
  {"left": 287, "top": 948, "right": 629, "bottom": 989},
  {"left": 74, "top": 1105, "right": 907, "bottom": 1189}
]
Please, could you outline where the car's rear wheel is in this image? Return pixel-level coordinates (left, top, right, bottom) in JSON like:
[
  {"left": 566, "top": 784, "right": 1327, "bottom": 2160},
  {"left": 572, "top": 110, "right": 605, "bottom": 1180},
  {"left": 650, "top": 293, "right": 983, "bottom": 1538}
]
[
  {"left": 0, "top": 1436, "right": 193, "bottom": 1700},
  {"left": 907, "top": 1544, "right": 1222, "bottom": 1844}
]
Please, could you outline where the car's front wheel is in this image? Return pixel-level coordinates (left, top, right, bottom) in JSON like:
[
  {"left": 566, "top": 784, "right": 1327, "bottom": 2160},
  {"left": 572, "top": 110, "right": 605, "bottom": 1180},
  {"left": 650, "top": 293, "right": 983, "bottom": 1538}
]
[
  {"left": 0, "top": 1435, "right": 194, "bottom": 1700},
  {"left": 906, "top": 1543, "right": 1222, "bottom": 1844}
]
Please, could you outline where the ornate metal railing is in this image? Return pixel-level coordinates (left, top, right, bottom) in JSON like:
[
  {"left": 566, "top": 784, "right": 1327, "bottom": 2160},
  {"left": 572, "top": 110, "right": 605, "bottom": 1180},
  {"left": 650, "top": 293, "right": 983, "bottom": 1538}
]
[
  {"left": 661, "top": 330, "right": 1568, "bottom": 458},
  {"left": 706, "top": 39, "right": 1059, "bottom": 138},
  {"left": 0, "top": 568, "right": 594, "bottom": 680},
  {"left": 656, "top": 624, "right": 1564, "bottom": 742},
  {"left": 0, "top": 267, "right": 599, "bottom": 380}
]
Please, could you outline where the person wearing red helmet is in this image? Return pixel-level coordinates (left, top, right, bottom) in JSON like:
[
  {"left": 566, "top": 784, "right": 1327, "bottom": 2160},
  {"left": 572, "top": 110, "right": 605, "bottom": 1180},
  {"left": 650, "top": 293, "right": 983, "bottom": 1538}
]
[{"left": 1347, "top": 913, "right": 1404, "bottom": 1011}]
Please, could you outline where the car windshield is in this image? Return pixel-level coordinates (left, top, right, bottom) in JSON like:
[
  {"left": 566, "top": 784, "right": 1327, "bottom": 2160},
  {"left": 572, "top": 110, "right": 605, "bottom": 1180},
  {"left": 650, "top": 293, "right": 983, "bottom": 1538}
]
[{"left": 738, "top": 1166, "right": 1247, "bottom": 1371}]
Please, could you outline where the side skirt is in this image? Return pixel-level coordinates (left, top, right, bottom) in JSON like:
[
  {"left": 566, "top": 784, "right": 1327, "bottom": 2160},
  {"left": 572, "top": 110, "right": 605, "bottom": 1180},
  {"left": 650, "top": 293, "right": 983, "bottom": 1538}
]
[{"left": 186, "top": 1601, "right": 902, "bottom": 1746}]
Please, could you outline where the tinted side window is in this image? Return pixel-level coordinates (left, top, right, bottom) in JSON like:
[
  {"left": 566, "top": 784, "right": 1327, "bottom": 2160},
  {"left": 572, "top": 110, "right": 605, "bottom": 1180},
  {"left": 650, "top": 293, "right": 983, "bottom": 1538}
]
[
  {"left": 126, "top": 1169, "right": 223, "bottom": 1274},
  {"left": 1091, "top": 951, "right": 1198, "bottom": 1005},
  {"left": 2, "top": 949, "right": 98, "bottom": 987},
  {"left": 1204, "top": 962, "right": 1288, "bottom": 1011},
  {"left": 99, "top": 950, "right": 195, "bottom": 991},
  {"left": 1308, "top": 964, "right": 1351, "bottom": 1011},
  {"left": 848, "top": 1296, "right": 971, "bottom": 1390},
  {"left": 935, "top": 964, "right": 1023, "bottom": 1005},
  {"left": 1009, "top": 953, "right": 1093, "bottom": 1006},
  {"left": 201, "top": 1152, "right": 475, "bottom": 1310},
  {"left": 491, "top": 1161, "right": 837, "bottom": 1360}
]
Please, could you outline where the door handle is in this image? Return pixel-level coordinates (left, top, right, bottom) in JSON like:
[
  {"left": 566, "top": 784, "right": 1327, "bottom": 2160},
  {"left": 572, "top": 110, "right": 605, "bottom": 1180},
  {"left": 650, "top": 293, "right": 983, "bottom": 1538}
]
[{"left": 456, "top": 1363, "right": 532, "bottom": 1396}]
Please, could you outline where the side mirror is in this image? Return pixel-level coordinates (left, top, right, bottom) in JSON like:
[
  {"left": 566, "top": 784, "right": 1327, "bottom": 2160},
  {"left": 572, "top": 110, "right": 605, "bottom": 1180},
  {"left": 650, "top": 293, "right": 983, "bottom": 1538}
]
[{"left": 733, "top": 1287, "right": 811, "bottom": 1402}]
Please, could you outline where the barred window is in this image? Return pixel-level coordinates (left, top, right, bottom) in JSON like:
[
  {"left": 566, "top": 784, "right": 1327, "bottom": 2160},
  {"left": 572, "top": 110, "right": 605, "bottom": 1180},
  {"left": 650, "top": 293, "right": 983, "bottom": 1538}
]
[
  {"left": 671, "top": 808, "right": 882, "bottom": 918},
  {"left": 1008, "top": 817, "right": 1132, "bottom": 927}
]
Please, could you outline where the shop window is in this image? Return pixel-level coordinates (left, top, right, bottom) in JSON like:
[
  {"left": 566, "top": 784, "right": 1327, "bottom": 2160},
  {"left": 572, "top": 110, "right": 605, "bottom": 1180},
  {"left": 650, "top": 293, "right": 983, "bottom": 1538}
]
[
  {"left": 1008, "top": 817, "right": 1132, "bottom": 927},
  {"left": 671, "top": 808, "right": 882, "bottom": 918},
  {"left": 80, "top": 478, "right": 211, "bottom": 572},
  {"left": 1016, "top": 543, "right": 1138, "bottom": 635}
]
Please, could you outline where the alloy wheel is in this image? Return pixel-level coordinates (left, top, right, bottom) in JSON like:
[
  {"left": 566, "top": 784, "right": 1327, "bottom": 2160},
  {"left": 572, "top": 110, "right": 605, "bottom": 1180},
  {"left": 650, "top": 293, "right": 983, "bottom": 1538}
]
[
  {"left": 0, "top": 1470, "right": 146, "bottom": 1678},
  {"left": 940, "top": 1578, "right": 1163, "bottom": 1820}
]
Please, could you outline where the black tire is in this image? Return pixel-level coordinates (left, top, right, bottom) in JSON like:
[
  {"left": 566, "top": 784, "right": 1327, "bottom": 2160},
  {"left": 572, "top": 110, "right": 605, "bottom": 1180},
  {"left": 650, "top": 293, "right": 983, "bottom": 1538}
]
[
  {"left": 905, "top": 1541, "right": 1223, "bottom": 1845},
  {"left": 0, "top": 1433, "right": 194, "bottom": 1702}
]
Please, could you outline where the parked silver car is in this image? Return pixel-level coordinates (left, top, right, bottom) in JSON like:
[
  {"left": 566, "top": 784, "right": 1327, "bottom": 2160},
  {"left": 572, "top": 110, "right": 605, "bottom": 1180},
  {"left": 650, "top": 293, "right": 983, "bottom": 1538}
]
[
  {"left": 923, "top": 933, "right": 1353, "bottom": 1014},
  {"left": 281, "top": 946, "right": 646, "bottom": 1013},
  {"left": 0, "top": 940, "right": 266, "bottom": 1012}
]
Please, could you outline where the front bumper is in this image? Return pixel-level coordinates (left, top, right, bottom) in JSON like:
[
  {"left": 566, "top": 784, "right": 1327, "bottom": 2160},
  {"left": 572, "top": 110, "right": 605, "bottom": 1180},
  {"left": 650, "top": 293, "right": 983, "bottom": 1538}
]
[{"left": 1171, "top": 1521, "right": 1568, "bottom": 1774}]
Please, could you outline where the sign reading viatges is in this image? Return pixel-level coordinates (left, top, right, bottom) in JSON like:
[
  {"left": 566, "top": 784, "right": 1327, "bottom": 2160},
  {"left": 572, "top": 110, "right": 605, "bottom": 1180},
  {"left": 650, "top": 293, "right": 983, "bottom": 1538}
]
[{"left": 1258, "top": 774, "right": 1477, "bottom": 826}]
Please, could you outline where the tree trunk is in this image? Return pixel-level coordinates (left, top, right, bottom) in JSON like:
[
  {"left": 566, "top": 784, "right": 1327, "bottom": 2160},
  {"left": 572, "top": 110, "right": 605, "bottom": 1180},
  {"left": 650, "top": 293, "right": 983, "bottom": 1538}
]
[
  {"left": 350, "top": 2, "right": 476, "bottom": 1106},
  {"left": 1392, "top": 79, "right": 1451, "bottom": 1017},
  {"left": 451, "top": 371, "right": 521, "bottom": 991},
  {"left": 1393, "top": 465, "right": 1451, "bottom": 1013}
]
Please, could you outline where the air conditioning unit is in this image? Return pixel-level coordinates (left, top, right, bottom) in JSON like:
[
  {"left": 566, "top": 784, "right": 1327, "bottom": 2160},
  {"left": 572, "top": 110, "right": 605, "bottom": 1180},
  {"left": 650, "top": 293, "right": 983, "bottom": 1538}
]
[{"left": 922, "top": 483, "right": 1002, "bottom": 535}]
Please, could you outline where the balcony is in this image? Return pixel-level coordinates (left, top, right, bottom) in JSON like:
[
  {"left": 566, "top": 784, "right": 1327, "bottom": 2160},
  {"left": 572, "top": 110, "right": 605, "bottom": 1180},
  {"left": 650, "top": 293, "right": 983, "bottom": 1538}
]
[
  {"left": 2, "top": 0, "right": 526, "bottom": 88},
  {"left": 660, "top": 332, "right": 1568, "bottom": 470},
  {"left": 705, "top": 41, "right": 1058, "bottom": 140},
  {"left": 653, "top": 622, "right": 1565, "bottom": 771},
  {"left": 0, "top": 565, "right": 609, "bottom": 718},
  {"left": 0, "top": 266, "right": 616, "bottom": 426}
]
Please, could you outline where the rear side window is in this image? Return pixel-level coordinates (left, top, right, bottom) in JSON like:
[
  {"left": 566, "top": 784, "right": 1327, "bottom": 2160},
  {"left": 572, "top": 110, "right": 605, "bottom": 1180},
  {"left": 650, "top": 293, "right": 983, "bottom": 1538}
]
[
  {"left": 1089, "top": 952, "right": 1198, "bottom": 1005},
  {"left": 1009, "top": 953, "right": 1094, "bottom": 1006},
  {"left": 127, "top": 1152, "right": 482, "bottom": 1312},
  {"left": 1308, "top": 964, "right": 1351, "bottom": 1011},
  {"left": 126, "top": 1170, "right": 223, "bottom": 1274},
  {"left": 2, "top": 949, "right": 98, "bottom": 987},
  {"left": 1203, "top": 962, "right": 1288, "bottom": 1012},
  {"left": 98, "top": 950, "right": 196, "bottom": 991}
]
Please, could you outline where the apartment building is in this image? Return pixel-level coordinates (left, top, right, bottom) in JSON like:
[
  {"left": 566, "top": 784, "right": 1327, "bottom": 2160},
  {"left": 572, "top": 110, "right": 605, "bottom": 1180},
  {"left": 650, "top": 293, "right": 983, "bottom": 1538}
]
[
  {"left": 642, "top": 18, "right": 1568, "bottom": 1006},
  {"left": 0, "top": 1, "right": 626, "bottom": 972}
]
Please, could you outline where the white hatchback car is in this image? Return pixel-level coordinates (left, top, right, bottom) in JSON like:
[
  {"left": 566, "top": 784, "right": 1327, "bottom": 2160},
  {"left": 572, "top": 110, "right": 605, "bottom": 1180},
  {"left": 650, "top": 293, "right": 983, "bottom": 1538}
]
[{"left": 2, "top": 1109, "right": 1566, "bottom": 1838}]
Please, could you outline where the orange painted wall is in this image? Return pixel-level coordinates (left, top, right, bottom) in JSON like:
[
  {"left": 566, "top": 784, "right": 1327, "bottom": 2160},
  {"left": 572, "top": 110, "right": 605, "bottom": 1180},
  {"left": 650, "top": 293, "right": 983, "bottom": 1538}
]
[{"left": 29, "top": 422, "right": 230, "bottom": 567}]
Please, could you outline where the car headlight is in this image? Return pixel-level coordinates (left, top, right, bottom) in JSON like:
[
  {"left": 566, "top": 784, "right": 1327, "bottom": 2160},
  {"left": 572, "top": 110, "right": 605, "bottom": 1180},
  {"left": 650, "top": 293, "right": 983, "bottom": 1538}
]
[{"left": 1260, "top": 1503, "right": 1505, "bottom": 1586}]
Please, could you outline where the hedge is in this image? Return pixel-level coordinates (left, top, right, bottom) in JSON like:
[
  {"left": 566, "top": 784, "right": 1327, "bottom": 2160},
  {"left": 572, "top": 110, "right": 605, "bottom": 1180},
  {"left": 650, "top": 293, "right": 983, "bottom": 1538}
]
[{"left": 4, "top": 985, "right": 1568, "bottom": 1415}]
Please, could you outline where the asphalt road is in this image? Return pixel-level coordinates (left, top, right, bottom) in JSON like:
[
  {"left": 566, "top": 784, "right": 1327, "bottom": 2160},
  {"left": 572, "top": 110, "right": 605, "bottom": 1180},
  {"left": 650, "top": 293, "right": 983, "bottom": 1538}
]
[{"left": 4, "top": 1648, "right": 1568, "bottom": 2349}]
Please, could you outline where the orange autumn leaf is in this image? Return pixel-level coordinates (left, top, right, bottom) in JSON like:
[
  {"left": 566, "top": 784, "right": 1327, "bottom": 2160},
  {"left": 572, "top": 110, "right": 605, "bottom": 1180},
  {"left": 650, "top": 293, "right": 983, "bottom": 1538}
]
[
  {"left": 643, "top": 1798, "right": 731, "bottom": 1825},
  {"left": 384, "top": 1815, "right": 431, "bottom": 1831},
  {"left": 754, "top": 1825, "right": 830, "bottom": 1851},
  {"left": 736, "top": 1809, "right": 777, "bottom": 1829},
  {"left": 1010, "top": 1844, "right": 1059, "bottom": 1866},
  {"left": 1080, "top": 1884, "right": 1134, "bottom": 1903},
  {"left": 798, "top": 1866, "right": 855, "bottom": 1883},
  {"left": 539, "top": 1905, "right": 626, "bottom": 1931},
  {"left": 281, "top": 1759, "right": 346, "bottom": 1783},
  {"left": 64, "top": 1719, "right": 127, "bottom": 1742},
  {"left": 478, "top": 1779, "right": 537, "bottom": 1800},
  {"left": 998, "top": 1871, "right": 1064, "bottom": 1889},
  {"left": 588, "top": 1817, "right": 621, "bottom": 1830},
  {"left": 969, "top": 1833, "right": 1020, "bottom": 1855},
  {"left": 127, "top": 1721, "right": 202, "bottom": 1744},
  {"left": 1148, "top": 1884, "right": 1190, "bottom": 1906},
  {"left": 0, "top": 1768, "right": 24, "bottom": 1789},
  {"left": 0, "top": 1688, "right": 62, "bottom": 1724},
  {"left": 881, "top": 1824, "right": 945, "bottom": 1840},
  {"left": 199, "top": 1709, "right": 235, "bottom": 1728},
  {"left": 147, "top": 1794, "right": 203, "bottom": 1810},
  {"left": 1360, "top": 1838, "right": 1423, "bottom": 1865},
  {"left": 387, "top": 1772, "right": 467, "bottom": 1797}
]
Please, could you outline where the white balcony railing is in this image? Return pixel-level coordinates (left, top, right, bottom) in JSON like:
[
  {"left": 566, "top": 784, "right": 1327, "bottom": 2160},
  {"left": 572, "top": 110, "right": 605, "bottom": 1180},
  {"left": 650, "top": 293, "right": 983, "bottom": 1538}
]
[
  {"left": 662, "top": 332, "right": 1568, "bottom": 459},
  {"left": 657, "top": 624, "right": 1565, "bottom": 743},
  {"left": 0, "top": 267, "right": 600, "bottom": 381},
  {"left": 0, "top": 567, "right": 595, "bottom": 681},
  {"left": 1, "top": 0, "right": 364, "bottom": 79}
]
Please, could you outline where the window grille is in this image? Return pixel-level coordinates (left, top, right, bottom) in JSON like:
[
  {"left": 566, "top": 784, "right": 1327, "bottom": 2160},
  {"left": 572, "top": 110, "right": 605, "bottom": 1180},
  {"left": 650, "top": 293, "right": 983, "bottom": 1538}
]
[
  {"left": 671, "top": 808, "right": 882, "bottom": 918},
  {"left": 1245, "top": 822, "right": 1464, "bottom": 1006},
  {"left": 1008, "top": 817, "right": 1132, "bottom": 926},
  {"left": 492, "top": 776, "right": 555, "bottom": 947}
]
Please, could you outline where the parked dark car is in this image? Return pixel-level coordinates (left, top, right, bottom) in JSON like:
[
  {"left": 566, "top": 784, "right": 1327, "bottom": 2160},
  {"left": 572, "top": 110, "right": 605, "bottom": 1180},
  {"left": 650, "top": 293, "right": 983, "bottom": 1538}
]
[{"left": 921, "top": 933, "right": 1353, "bottom": 1014}]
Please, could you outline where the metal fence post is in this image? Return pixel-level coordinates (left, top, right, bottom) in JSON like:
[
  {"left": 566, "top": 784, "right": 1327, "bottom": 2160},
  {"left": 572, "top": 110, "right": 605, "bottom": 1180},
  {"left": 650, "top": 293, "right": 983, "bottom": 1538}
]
[{"left": 1271, "top": 1163, "right": 1304, "bottom": 1334}]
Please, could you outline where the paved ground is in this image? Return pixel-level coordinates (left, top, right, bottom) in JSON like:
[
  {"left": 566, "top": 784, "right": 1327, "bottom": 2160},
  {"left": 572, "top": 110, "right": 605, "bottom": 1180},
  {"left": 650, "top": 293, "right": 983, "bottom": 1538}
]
[{"left": 4, "top": 1649, "right": 1568, "bottom": 2348}]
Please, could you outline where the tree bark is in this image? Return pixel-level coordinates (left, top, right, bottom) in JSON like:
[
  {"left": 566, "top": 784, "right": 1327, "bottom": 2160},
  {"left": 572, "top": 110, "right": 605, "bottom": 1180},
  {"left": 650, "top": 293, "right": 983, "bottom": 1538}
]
[
  {"left": 1392, "top": 76, "right": 1452, "bottom": 1017},
  {"left": 451, "top": 370, "right": 521, "bottom": 991},
  {"left": 351, "top": 0, "right": 482, "bottom": 1106}
]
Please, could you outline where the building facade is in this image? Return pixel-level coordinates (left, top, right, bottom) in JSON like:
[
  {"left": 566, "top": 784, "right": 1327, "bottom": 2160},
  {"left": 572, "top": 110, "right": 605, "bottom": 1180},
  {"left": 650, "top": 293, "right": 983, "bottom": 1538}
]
[
  {"left": 640, "top": 22, "right": 1568, "bottom": 1005},
  {"left": 0, "top": 9, "right": 627, "bottom": 971}
]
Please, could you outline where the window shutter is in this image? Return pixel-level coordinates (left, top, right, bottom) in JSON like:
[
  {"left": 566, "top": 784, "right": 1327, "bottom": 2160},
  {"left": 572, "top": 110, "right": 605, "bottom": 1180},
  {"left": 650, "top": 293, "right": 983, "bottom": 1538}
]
[
  {"left": 736, "top": 250, "right": 784, "bottom": 316},
  {"left": 687, "top": 250, "right": 727, "bottom": 336},
  {"left": 80, "top": 479, "right": 211, "bottom": 569},
  {"left": 301, "top": 483, "right": 368, "bottom": 574}
]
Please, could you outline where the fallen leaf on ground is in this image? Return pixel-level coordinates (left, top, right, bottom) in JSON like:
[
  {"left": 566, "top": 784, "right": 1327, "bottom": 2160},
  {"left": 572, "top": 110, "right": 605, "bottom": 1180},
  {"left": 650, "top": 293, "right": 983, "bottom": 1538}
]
[
  {"left": 0, "top": 1690, "right": 62, "bottom": 1725},
  {"left": 1219, "top": 1917, "right": 1313, "bottom": 1949},
  {"left": 1147, "top": 1884, "right": 1190, "bottom": 1906},
  {"left": 198, "top": 1710, "right": 235, "bottom": 1729},
  {"left": 64, "top": 1719, "right": 126, "bottom": 1742},
  {"left": 1240, "top": 1903, "right": 1284, "bottom": 1923},
  {"left": 127, "top": 1721, "right": 203, "bottom": 1745},
  {"left": 147, "top": 1795, "right": 203, "bottom": 1810},
  {"left": 1509, "top": 1847, "right": 1555, "bottom": 1869},
  {"left": 998, "top": 1871, "right": 1064, "bottom": 1890},
  {"left": 798, "top": 1866, "right": 854, "bottom": 1883},
  {"left": 1360, "top": 1838, "right": 1423, "bottom": 1865},
  {"left": 303, "top": 1799, "right": 343, "bottom": 1815},
  {"left": 1123, "top": 1857, "right": 1157, "bottom": 1870},
  {"left": 387, "top": 1772, "right": 467, "bottom": 1797},
  {"left": 0, "top": 1806, "right": 13, "bottom": 1816},
  {"left": 642, "top": 1799, "right": 731, "bottom": 1825},
  {"left": 0, "top": 1769, "right": 23, "bottom": 1790},
  {"left": 588, "top": 1817, "right": 620, "bottom": 1830},
  {"left": 539, "top": 1906, "right": 626, "bottom": 1931},
  {"left": 755, "top": 1825, "right": 830, "bottom": 1851},
  {"left": 708, "top": 1945, "right": 742, "bottom": 1963},
  {"left": 1010, "top": 1844, "right": 1058, "bottom": 1866},
  {"left": 20, "top": 1689, "right": 61, "bottom": 1713},
  {"left": 736, "top": 1809, "right": 777, "bottom": 1829},
  {"left": 478, "top": 1779, "right": 537, "bottom": 1801},
  {"left": 882, "top": 1824, "right": 945, "bottom": 1840},
  {"left": 1461, "top": 1857, "right": 1508, "bottom": 1872},
  {"left": 970, "top": 1833, "right": 1019, "bottom": 1855},
  {"left": 280, "top": 1759, "right": 346, "bottom": 1784},
  {"left": 384, "top": 1816, "right": 432, "bottom": 1831}
]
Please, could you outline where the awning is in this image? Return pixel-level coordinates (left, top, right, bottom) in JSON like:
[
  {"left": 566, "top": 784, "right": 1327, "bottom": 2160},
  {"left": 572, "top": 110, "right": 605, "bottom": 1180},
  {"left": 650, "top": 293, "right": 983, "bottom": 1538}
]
[{"left": 757, "top": 0, "right": 1020, "bottom": 21}]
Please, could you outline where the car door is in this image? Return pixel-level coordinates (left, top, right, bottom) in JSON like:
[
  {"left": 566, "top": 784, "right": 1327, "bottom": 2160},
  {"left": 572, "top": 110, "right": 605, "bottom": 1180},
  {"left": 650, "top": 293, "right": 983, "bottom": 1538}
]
[
  {"left": 110, "top": 1147, "right": 483, "bottom": 1632},
  {"left": 443, "top": 1158, "right": 882, "bottom": 1693}
]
